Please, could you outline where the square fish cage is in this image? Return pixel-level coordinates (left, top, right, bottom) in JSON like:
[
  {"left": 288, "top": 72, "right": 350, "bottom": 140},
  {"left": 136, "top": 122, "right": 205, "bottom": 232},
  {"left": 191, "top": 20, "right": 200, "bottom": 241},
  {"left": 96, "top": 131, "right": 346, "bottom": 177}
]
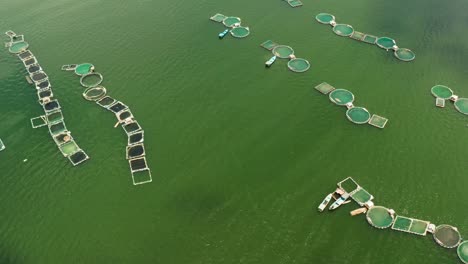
[
  {"left": 128, "top": 131, "right": 144, "bottom": 145},
  {"left": 96, "top": 96, "right": 117, "bottom": 109},
  {"left": 30, "top": 115, "right": 47, "bottom": 128},
  {"left": 68, "top": 150, "right": 89, "bottom": 166},
  {"left": 315, "top": 82, "right": 336, "bottom": 95},
  {"left": 122, "top": 121, "right": 142, "bottom": 136},
  {"left": 368, "top": 114, "right": 388, "bottom": 128}
]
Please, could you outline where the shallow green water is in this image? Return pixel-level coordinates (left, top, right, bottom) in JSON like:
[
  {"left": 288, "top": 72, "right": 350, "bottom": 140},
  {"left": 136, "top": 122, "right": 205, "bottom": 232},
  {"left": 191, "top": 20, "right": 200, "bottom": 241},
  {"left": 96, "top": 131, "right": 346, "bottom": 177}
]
[{"left": 1, "top": 0, "right": 468, "bottom": 263}]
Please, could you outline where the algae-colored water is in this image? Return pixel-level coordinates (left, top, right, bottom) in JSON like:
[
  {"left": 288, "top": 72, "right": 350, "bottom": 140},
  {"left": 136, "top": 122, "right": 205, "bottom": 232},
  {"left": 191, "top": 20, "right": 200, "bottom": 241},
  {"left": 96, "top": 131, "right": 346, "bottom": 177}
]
[{"left": 0, "top": 0, "right": 468, "bottom": 263}]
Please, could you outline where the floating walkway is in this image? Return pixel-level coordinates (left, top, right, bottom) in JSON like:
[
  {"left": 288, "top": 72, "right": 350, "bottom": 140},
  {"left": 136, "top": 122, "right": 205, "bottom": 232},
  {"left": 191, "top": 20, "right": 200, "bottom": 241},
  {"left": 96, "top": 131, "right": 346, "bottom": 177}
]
[
  {"left": 283, "top": 0, "right": 303, "bottom": 8},
  {"left": 5, "top": 30, "right": 89, "bottom": 166},
  {"left": 209, "top": 13, "right": 250, "bottom": 39},
  {"left": 431, "top": 85, "right": 468, "bottom": 116},
  {"left": 260, "top": 40, "right": 310, "bottom": 73},
  {"left": 315, "top": 13, "right": 415, "bottom": 62},
  {"left": 62, "top": 63, "right": 152, "bottom": 185},
  {"left": 320, "top": 177, "right": 467, "bottom": 263},
  {"left": 314, "top": 82, "right": 388, "bottom": 128}
]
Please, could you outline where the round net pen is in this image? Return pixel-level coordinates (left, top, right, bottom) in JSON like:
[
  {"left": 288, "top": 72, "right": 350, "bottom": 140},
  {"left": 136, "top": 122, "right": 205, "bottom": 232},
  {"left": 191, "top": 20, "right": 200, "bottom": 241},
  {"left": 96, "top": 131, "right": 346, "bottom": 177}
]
[
  {"left": 287, "top": 58, "right": 310, "bottom": 73},
  {"left": 433, "top": 225, "right": 462, "bottom": 248},
  {"left": 366, "top": 206, "right": 395, "bottom": 229}
]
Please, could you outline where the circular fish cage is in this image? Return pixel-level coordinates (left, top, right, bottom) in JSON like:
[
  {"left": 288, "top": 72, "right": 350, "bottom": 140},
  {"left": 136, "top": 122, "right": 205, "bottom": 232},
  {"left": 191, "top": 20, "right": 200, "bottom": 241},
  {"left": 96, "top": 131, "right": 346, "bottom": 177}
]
[
  {"left": 9, "top": 41, "right": 29, "bottom": 54},
  {"left": 346, "top": 107, "right": 371, "bottom": 124},
  {"left": 366, "top": 206, "right": 394, "bottom": 229},
  {"left": 458, "top": 241, "right": 468, "bottom": 264},
  {"left": 287, "top": 58, "right": 310, "bottom": 73},
  {"left": 333, "top": 24, "right": 354, "bottom": 37},
  {"left": 74, "top": 63, "right": 94, "bottom": 76},
  {"left": 272, "top": 45, "right": 294, "bottom": 59},
  {"left": 376, "top": 37, "right": 396, "bottom": 50},
  {"left": 394, "top": 48, "right": 415, "bottom": 61},
  {"left": 230, "top": 27, "right": 250, "bottom": 38},
  {"left": 80, "top": 72, "right": 103, "bottom": 88},
  {"left": 433, "top": 225, "right": 461, "bottom": 248},
  {"left": 329, "top": 89, "right": 355, "bottom": 106},
  {"left": 315, "top": 13, "right": 335, "bottom": 24},
  {"left": 83, "top": 86, "right": 107, "bottom": 101},
  {"left": 223, "top": 17, "right": 241, "bottom": 27},
  {"left": 454, "top": 98, "right": 468, "bottom": 115},
  {"left": 431, "top": 85, "right": 453, "bottom": 100}
]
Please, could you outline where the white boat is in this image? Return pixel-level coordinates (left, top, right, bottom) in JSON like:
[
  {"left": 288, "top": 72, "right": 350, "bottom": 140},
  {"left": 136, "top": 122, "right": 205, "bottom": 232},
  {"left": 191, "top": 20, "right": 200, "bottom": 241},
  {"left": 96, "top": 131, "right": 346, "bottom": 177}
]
[
  {"left": 318, "top": 193, "right": 333, "bottom": 212},
  {"left": 265, "top": 56, "right": 276, "bottom": 67},
  {"left": 0, "top": 139, "right": 5, "bottom": 151},
  {"left": 329, "top": 192, "right": 350, "bottom": 210}
]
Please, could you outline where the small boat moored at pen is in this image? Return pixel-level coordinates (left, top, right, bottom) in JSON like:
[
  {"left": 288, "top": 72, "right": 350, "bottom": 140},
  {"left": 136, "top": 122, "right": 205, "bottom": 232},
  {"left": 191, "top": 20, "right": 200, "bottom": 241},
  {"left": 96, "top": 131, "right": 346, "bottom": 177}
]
[
  {"left": 265, "top": 56, "right": 276, "bottom": 67},
  {"left": 318, "top": 193, "right": 333, "bottom": 212},
  {"left": 218, "top": 29, "right": 229, "bottom": 39}
]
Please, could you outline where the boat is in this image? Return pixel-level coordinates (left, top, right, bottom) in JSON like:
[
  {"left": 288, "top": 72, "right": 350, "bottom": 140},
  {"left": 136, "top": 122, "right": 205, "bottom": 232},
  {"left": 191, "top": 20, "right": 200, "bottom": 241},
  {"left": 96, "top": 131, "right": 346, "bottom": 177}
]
[
  {"left": 329, "top": 192, "right": 350, "bottom": 210},
  {"left": 0, "top": 139, "right": 5, "bottom": 151},
  {"left": 218, "top": 29, "right": 229, "bottom": 39},
  {"left": 265, "top": 56, "right": 277, "bottom": 67},
  {"left": 318, "top": 193, "right": 333, "bottom": 212}
]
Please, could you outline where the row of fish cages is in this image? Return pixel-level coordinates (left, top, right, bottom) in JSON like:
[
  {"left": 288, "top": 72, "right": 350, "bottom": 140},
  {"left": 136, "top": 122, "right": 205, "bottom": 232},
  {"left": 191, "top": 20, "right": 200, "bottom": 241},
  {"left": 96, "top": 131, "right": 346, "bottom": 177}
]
[
  {"left": 317, "top": 177, "right": 468, "bottom": 263},
  {"left": 62, "top": 63, "right": 152, "bottom": 185},
  {"left": 314, "top": 82, "right": 389, "bottom": 128},
  {"left": 4, "top": 30, "right": 89, "bottom": 166},
  {"left": 314, "top": 13, "right": 415, "bottom": 62},
  {"left": 260, "top": 40, "right": 311, "bottom": 73}
]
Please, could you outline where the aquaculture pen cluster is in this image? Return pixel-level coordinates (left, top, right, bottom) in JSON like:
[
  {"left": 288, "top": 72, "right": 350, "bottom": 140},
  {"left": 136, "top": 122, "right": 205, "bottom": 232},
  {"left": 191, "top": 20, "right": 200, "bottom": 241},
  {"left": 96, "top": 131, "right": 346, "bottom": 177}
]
[
  {"left": 431, "top": 85, "right": 468, "bottom": 115},
  {"left": 61, "top": 63, "right": 152, "bottom": 185},
  {"left": 210, "top": 14, "right": 250, "bottom": 39},
  {"left": 260, "top": 40, "right": 311, "bottom": 73},
  {"left": 318, "top": 177, "right": 468, "bottom": 264},
  {"left": 315, "top": 82, "right": 388, "bottom": 128},
  {"left": 4, "top": 30, "right": 89, "bottom": 166},
  {"left": 315, "top": 13, "right": 416, "bottom": 62}
]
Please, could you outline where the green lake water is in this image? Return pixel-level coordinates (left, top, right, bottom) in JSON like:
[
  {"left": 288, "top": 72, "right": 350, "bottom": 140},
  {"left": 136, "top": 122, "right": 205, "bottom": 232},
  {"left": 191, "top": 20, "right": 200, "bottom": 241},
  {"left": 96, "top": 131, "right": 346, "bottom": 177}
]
[{"left": 0, "top": 0, "right": 468, "bottom": 263}]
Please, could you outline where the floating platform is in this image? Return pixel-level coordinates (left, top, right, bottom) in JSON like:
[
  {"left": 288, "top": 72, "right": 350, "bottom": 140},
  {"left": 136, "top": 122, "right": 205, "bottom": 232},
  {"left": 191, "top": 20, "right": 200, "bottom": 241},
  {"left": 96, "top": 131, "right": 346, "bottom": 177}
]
[
  {"left": 96, "top": 96, "right": 117, "bottom": 109},
  {"left": 129, "top": 157, "right": 152, "bottom": 185},
  {"left": 458, "top": 241, "right": 468, "bottom": 264},
  {"left": 366, "top": 206, "right": 395, "bottom": 229},
  {"left": 368, "top": 114, "right": 388, "bottom": 128},
  {"left": 126, "top": 144, "right": 145, "bottom": 160},
  {"left": 392, "top": 216, "right": 430, "bottom": 236},
  {"left": 329, "top": 89, "right": 355, "bottom": 106},
  {"left": 394, "top": 48, "right": 416, "bottom": 61},
  {"left": 0, "top": 138, "right": 5, "bottom": 151},
  {"left": 350, "top": 187, "right": 374, "bottom": 206},
  {"left": 83, "top": 86, "right": 107, "bottom": 101},
  {"left": 23, "top": 57, "right": 37, "bottom": 67},
  {"left": 48, "top": 121, "right": 67, "bottom": 136},
  {"left": 128, "top": 131, "right": 144, "bottom": 145},
  {"left": 223, "top": 17, "right": 241, "bottom": 27},
  {"left": 284, "top": 0, "right": 303, "bottom": 7},
  {"left": 74, "top": 63, "right": 94, "bottom": 76},
  {"left": 315, "top": 82, "right": 336, "bottom": 94},
  {"left": 8, "top": 41, "right": 29, "bottom": 53},
  {"left": 18, "top": 50, "right": 33, "bottom": 60},
  {"left": 315, "top": 13, "right": 335, "bottom": 24},
  {"left": 454, "top": 98, "right": 468, "bottom": 115},
  {"left": 46, "top": 110, "right": 64, "bottom": 125},
  {"left": 288, "top": 58, "right": 310, "bottom": 73},
  {"left": 210, "top": 13, "right": 226, "bottom": 23},
  {"left": 260, "top": 40, "right": 279, "bottom": 50},
  {"left": 68, "top": 150, "right": 89, "bottom": 166},
  {"left": 333, "top": 24, "right": 354, "bottom": 37},
  {"left": 376, "top": 37, "right": 396, "bottom": 50},
  {"left": 31, "top": 116, "right": 47, "bottom": 128},
  {"left": 436, "top": 97, "right": 445, "bottom": 107},
  {"left": 431, "top": 85, "right": 453, "bottom": 100},
  {"left": 272, "top": 45, "right": 294, "bottom": 58},
  {"left": 433, "top": 225, "right": 461, "bottom": 248},
  {"left": 230, "top": 26, "right": 250, "bottom": 38},
  {"left": 80, "top": 72, "right": 103, "bottom": 88},
  {"left": 43, "top": 100, "right": 61, "bottom": 113},
  {"left": 346, "top": 107, "right": 371, "bottom": 124},
  {"left": 109, "top": 101, "right": 128, "bottom": 114},
  {"left": 122, "top": 121, "right": 142, "bottom": 135}
]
